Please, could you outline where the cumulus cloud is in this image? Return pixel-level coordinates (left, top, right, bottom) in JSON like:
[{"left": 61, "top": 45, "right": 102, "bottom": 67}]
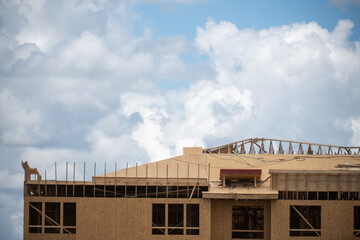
[
  {"left": 194, "top": 19, "right": 360, "bottom": 142},
  {"left": 0, "top": 89, "right": 46, "bottom": 144},
  {"left": 119, "top": 81, "right": 254, "bottom": 160},
  {"left": 350, "top": 117, "right": 360, "bottom": 146},
  {"left": 0, "top": 170, "right": 23, "bottom": 189}
]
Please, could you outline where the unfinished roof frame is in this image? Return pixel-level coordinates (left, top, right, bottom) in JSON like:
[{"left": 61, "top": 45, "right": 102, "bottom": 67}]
[
  {"left": 204, "top": 138, "right": 360, "bottom": 155},
  {"left": 22, "top": 137, "right": 360, "bottom": 240}
]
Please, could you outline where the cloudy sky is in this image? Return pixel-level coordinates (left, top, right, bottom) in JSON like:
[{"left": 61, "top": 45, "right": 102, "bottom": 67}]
[{"left": 0, "top": 0, "right": 360, "bottom": 239}]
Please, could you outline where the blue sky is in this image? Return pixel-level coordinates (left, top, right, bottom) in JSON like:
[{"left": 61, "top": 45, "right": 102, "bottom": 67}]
[
  {"left": 136, "top": 0, "right": 360, "bottom": 41},
  {"left": 0, "top": 0, "right": 359, "bottom": 239}
]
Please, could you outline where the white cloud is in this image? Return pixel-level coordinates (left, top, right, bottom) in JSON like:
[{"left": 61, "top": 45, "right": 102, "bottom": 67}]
[
  {"left": 0, "top": 170, "right": 23, "bottom": 189},
  {"left": 10, "top": 212, "right": 23, "bottom": 239},
  {"left": 0, "top": 89, "right": 46, "bottom": 144},
  {"left": 119, "top": 81, "right": 254, "bottom": 160},
  {"left": 194, "top": 19, "right": 360, "bottom": 141},
  {"left": 350, "top": 117, "right": 360, "bottom": 146}
]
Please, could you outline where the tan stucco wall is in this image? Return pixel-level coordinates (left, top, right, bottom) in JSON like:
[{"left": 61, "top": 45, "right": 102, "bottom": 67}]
[
  {"left": 270, "top": 200, "right": 359, "bottom": 240},
  {"left": 211, "top": 200, "right": 272, "bottom": 240}
]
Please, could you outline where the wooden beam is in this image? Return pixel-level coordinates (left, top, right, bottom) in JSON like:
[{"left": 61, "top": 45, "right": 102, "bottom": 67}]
[{"left": 189, "top": 184, "right": 197, "bottom": 200}]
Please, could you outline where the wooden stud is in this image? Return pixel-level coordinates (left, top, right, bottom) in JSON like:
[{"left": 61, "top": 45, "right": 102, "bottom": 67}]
[
  {"left": 115, "top": 162, "right": 117, "bottom": 198},
  {"left": 104, "top": 162, "right": 106, "bottom": 198},
  {"left": 66, "top": 162, "right": 68, "bottom": 197},
  {"left": 55, "top": 161, "right": 57, "bottom": 197},
  {"left": 125, "top": 162, "right": 128, "bottom": 198},
  {"left": 136, "top": 163, "right": 138, "bottom": 198},
  {"left": 197, "top": 163, "right": 200, "bottom": 197},
  {"left": 45, "top": 170, "right": 47, "bottom": 196},
  {"left": 156, "top": 162, "right": 158, "bottom": 198},
  {"left": 176, "top": 163, "right": 179, "bottom": 198},
  {"left": 208, "top": 163, "right": 210, "bottom": 183},
  {"left": 73, "top": 162, "right": 75, "bottom": 197},
  {"left": 166, "top": 164, "right": 168, "bottom": 198},
  {"left": 83, "top": 162, "right": 86, "bottom": 197},
  {"left": 93, "top": 162, "right": 96, "bottom": 197},
  {"left": 146, "top": 164, "right": 148, "bottom": 198}
]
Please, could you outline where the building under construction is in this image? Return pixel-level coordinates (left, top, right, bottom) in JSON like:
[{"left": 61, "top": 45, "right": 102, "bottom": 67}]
[{"left": 22, "top": 138, "right": 360, "bottom": 240}]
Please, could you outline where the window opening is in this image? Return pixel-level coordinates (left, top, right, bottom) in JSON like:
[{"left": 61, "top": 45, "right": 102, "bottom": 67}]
[
  {"left": 187, "top": 204, "right": 199, "bottom": 235},
  {"left": 29, "top": 202, "right": 42, "bottom": 233},
  {"left": 355, "top": 206, "right": 360, "bottom": 238},
  {"left": 63, "top": 203, "right": 76, "bottom": 234},
  {"left": 152, "top": 204, "right": 165, "bottom": 235},
  {"left": 290, "top": 205, "right": 321, "bottom": 237},
  {"left": 45, "top": 202, "right": 60, "bottom": 233},
  {"left": 232, "top": 206, "right": 264, "bottom": 239},
  {"left": 168, "top": 204, "right": 184, "bottom": 235}
]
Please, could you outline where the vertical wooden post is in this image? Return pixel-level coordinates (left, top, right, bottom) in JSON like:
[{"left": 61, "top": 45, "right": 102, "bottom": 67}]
[
  {"left": 37, "top": 169, "right": 40, "bottom": 196},
  {"left": 73, "top": 162, "right": 75, "bottom": 197},
  {"left": 135, "top": 163, "right": 138, "bottom": 198},
  {"left": 146, "top": 164, "right": 148, "bottom": 198},
  {"left": 41, "top": 202, "right": 45, "bottom": 234},
  {"left": 115, "top": 162, "right": 117, "bottom": 198},
  {"left": 104, "top": 162, "right": 106, "bottom": 197},
  {"left": 208, "top": 163, "right": 210, "bottom": 184},
  {"left": 187, "top": 162, "right": 190, "bottom": 197},
  {"left": 197, "top": 163, "right": 200, "bottom": 197},
  {"left": 45, "top": 170, "right": 47, "bottom": 196},
  {"left": 83, "top": 162, "right": 86, "bottom": 197},
  {"left": 55, "top": 161, "right": 57, "bottom": 197},
  {"left": 60, "top": 201, "right": 63, "bottom": 234},
  {"left": 177, "top": 163, "right": 179, "bottom": 198},
  {"left": 166, "top": 164, "right": 168, "bottom": 198},
  {"left": 66, "top": 162, "right": 68, "bottom": 197},
  {"left": 93, "top": 162, "right": 96, "bottom": 197},
  {"left": 156, "top": 162, "right": 158, "bottom": 198},
  {"left": 125, "top": 163, "right": 128, "bottom": 197}
]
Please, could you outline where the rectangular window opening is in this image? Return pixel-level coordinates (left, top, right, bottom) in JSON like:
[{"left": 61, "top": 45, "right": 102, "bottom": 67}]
[
  {"left": 168, "top": 204, "right": 184, "bottom": 235},
  {"left": 355, "top": 206, "right": 360, "bottom": 238},
  {"left": 232, "top": 206, "right": 264, "bottom": 239},
  {"left": 152, "top": 204, "right": 165, "bottom": 235},
  {"left": 63, "top": 203, "right": 76, "bottom": 227},
  {"left": 290, "top": 205, "right": 321, "bottom": 237},
  {"left": 45, "top": 202, "right": 60, "bottom": 233},
  {"left": 29, "top": 202, "right": 42, "bottom": 233},
  {"left": 187, "top": 204, "right": 199, "bottom": 235}
]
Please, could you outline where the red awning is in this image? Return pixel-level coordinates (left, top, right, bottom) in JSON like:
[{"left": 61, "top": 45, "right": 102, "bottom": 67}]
[{"left": 219, "top": 169, "right": 261, "bottom": 180}]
